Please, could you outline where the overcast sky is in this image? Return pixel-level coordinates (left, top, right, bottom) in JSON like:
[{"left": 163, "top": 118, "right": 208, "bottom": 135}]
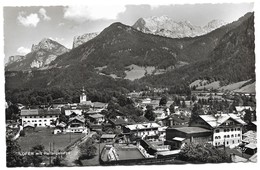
[{"left": 3, "top": 3, "right": 254, "bottom": 62}]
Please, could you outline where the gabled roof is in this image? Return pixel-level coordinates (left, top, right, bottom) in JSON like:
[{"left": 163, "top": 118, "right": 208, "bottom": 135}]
[
  {"left": 88, "top": 113, "right": 104, "bottom": 119},
  {"left": 93, "top": 102, "right": 107, "bottom": 108},
  {"left": 126, "top": 123, "right": 160, "bottom": 130},
  {"left": 68, "top": 116, "right": 85, "bottom": 123},
  {"left": 199, "top": 114, "right": 246, "bottom": 128},
  {"left": 101, "top": 134, "right": 116, "bottom": 139},
  {"left": 245, "top": 143, "right": 257, "bottom": 150}
]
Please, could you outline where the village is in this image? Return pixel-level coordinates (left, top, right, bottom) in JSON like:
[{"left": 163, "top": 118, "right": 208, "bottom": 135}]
[{"left": 5, "top": 86, "right": 257, "bottom": 166}]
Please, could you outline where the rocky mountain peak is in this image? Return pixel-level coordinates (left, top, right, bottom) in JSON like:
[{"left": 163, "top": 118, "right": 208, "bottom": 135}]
[
  {"left": 73, "top": 32, "right": 99, "bottom": 48},
  {"left": 132, "top": 16, "right": 228, "bottom": 38}
]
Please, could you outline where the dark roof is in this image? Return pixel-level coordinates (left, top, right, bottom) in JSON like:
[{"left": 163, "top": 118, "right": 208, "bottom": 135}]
[
  {"left": 165, "top": 114, "right": 189, "bottom": 123},
  {"left": 168, "top": 127, "right": 212, "bottom": 134},
  {"left": 21, "top": 109, "right": 60, "bottom": 116}
]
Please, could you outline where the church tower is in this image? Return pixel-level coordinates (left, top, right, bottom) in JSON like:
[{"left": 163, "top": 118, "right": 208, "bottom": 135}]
[{"left": 80, "top": 87, "right": 87, "bottom": 103}]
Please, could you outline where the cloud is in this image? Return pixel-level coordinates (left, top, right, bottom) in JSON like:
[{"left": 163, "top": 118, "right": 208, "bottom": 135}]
[
  {"left": 63, "top": 5, "right": 126, "bottom": 22},
  {"left": 17, "top": 46, "right": 31, "bottom": 55},
  {"left": 17, "top": 12, "right": 40, "bottom": 27},
  {"left": 39, "top": 8, "right": 51, "bottom": 21}
]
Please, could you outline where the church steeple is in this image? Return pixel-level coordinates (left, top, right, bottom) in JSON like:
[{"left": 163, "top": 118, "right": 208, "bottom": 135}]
[{"left": 80, "top": 86, "right": 87, "bottom": 103}]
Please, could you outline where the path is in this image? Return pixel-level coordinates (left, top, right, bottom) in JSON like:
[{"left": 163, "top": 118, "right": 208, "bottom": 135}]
[{"left": 63, "top": 132, "right": 95, "bottom": 166}]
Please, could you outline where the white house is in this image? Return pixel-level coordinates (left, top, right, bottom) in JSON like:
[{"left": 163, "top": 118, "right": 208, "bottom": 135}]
[
  {"left": 20, "top": 109, "right": 60, "bottom": 127},
  {"left": 190, "top": 113, "right": 246, "bottom": 147},
  {"left": 124, "top": 123, "right": 163, "bottom": 140}
]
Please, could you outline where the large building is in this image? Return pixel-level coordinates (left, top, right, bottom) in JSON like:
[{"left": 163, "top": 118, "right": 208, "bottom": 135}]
[
  {"left": 123, "top": 123, "right": 164, "bottom": 140},
  {"left": 166, "top": 127, "right": 212, "bottom": 149},
  {"left": 20, "top": 109, "right": 60, "bottom": 127},
  {"left": 190, "top": 113, "right": 246, "bottom": 147}
]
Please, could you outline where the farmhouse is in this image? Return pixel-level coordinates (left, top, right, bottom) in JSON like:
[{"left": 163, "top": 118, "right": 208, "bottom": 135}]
[
  {"left": 190, "top": 113, "right": 246, "bottom": 147},
  {"left": 20, "top": 109, "right": 60, "bottom": 127},
  {"left": 66, "top": 115, "right": 88, "bottom": 133},
  {"left": 123, "top": 123, "right": 162, "bottom": 140}
]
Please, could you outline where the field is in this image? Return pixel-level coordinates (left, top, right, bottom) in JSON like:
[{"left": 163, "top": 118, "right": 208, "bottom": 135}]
[{"left": 18, "top": 127, "right": 85, "bottom": 152}]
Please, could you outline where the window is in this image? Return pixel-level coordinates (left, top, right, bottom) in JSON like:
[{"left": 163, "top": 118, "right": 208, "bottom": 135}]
[
  {"left": 34, "top": 116, "right": 36, "bottom": 118},
  {"left": 235, "top": 134, "right": 237, "bottom": 137},
  {"left": 231, "top": 135, "right": 234, "bottom": 137},
  {"left": 224, "top": 129, "right": 226, "bottom": 132},
  {"left": 227, "top": 141, "right": 229, "bottom": 145},
  {"left": 44, "top": 120, "right": 47, "bottom": 122},
  {"left": 39, "top": 116, "right": 42, "bottom": 118},
  {"left": 39, "top": 124, "right": 41, "bottom": 126},
  {"left": 227, "top": 129, "right": 230, "bottom": 132},
  {"left": 215, "top": 136, "right": 218, "bottom": 139},
  {"left": 224, "top": 135, "right": 226, "bottom": 138},
  {"left": 238, "top": 134, "right": 240, "bottom": 137},
  {"left": 215, "top": 143, "right": 217, "bottom": 146},
  {"left": 28, "top": 120, "right": 30, "bottom": 122},
  {"left": 233, "top": 140, "right": 234, "bottom": 144},
  {"left": 215, "top": 129, "right": 220, "bottom": 133},
  {"left": 237, "top": 128, "right": 240, "bottom": 131},
  {"left": 30, "top": 116, "right": 32, "bottom": 118},
  {"left": 25, "top": 116, "right": 27, "bottom": 118},
  {"left": 44, "top": 116, "right": 47, "bottom": 118},
  {"left": 231, "top": 129, "right": 234, "bottom": 131},
  {"left": 227, "top": 135, "right": 230, "bottom": 138},
  {"left": 50, "top": 116, "right": 53, "bottom": 118},
  {"left": 39, "top": 120, "right": 42, "bottom": 122}
]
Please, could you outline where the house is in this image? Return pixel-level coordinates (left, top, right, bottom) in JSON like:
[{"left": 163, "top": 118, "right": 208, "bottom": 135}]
[
  {"left": 20, "top": 109, "right": 60, "bottom": 127},
  {"left": 123, "top": 123, "right": 162, "bottom": 140},
  {"left": 161, "top": 114, "right": 189, "bottom": 127},
  {"left": 235, "top": 106, "right": 253, "bottom": 117},
  {"left": 100, "top": 134, "right": 117, "bottom": 143},
  {"left": 63, "top": 104, "right": 90, "bottom": 116},
  {"left": 87, "top": 113, "right": 105, "bottom": 125},
  {"left": 66, "top": 115, "right": 88, "bottom": 133},
  {"left": 92, "top": 102, "right": 108, "bottom": 111},
  {"left": 190, "top": 113, "right": 246, "bottom": 147},
  {"left": 108, "top": 118, "right": 130, "bottom": 130},
  {"left": 243, "top": 143, "right": 257, "bottom": 155},
  {"left": 166, "top": 127, "right": 213, "bottom": 150}
]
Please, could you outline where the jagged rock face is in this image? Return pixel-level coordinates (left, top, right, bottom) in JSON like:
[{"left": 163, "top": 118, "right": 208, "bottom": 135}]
[
  {"left": 31, "top": 38, "right": 69, "bottom": 55},
  {"left": 6, "top": 38, "right": 69, "bottom": 71},
  {"left": 73, "top": 32, "right": 99, "bottom": 48},
  {"left": 132, "top": 16, "right": 227, "bottom": 38}
]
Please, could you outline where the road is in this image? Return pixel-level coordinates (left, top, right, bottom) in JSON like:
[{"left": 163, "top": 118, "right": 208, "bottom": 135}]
[{"left": 63, "top": 132, "right": 95, "bottom": 166}]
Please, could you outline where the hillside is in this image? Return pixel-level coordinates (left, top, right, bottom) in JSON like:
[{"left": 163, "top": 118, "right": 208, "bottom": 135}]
[{"left": 140, "top": 12, "right": 255, "bottom": 87}]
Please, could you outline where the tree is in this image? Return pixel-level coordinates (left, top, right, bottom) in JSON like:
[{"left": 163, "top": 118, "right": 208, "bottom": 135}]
[
  {"left": 6, "top": 137, "right": 24, "bottom": 167},
  {"left": 27, "top": 145, "right": 45, "bottom": 167},
  {"left": 169, "top": 103, "right": 175, "bottom": 114},
  {"left": 159, "top": 96, "right": 168, "bottom": 106},
  {"left": 243, "top": 109, "right": 252, "bottom": 123},
  {"left": 178, "top": 143, "right": 231, "bottom": 163},
  {"left": 190, "top": 103, "right": 203, "bottom": 124},
  {"left": 79, "top": 140, "right": 97, "bottom": 160},
  {"left": 144, "top": 105, "right": 156, "bottom": 121},
  {"left": 181, "top": 100, "right": 186, "bottom": 108}
]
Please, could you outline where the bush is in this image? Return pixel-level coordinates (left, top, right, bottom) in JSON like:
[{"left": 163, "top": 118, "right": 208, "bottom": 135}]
[{"left": 20, "top": 130, "right": 25, "bottom": 137}]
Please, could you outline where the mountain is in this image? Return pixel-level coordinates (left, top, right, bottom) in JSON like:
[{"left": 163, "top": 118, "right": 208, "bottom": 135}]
[
  {"left": 5, "top": 12, "right": 254, "bottom": 92},
  {"left": 140, "top": 12, "right": 255, "bottom": 87},
  {"left": 132, "top": 16, "right": 226, "bottom": 38},
  {"left": 5, "top": 38, "right": 70, "bottom": 71},
  {"left": 73, "top": 32, "right": 99, "bottom": 48}
]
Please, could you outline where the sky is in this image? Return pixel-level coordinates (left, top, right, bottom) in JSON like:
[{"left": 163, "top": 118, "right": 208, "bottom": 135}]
[{"left": 3, "top": 3, "right": 254, "bottom": 63}]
